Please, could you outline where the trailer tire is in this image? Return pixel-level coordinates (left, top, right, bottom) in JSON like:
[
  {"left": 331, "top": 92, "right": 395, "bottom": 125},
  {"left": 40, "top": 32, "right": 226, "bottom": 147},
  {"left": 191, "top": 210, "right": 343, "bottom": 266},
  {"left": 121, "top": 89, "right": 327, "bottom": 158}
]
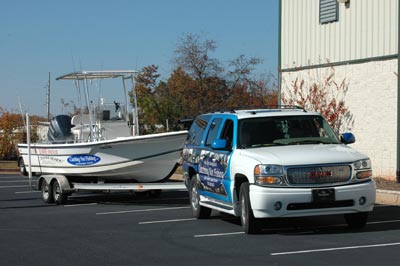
[
  {"left": 52, "top": 180, "right": 68, "bottom": 205},
  {"left": 41, "top": 180, "right": 54, "bottom": 204},
  {"left": 18, "top": 158, "right": 28, "bottom": 176}
]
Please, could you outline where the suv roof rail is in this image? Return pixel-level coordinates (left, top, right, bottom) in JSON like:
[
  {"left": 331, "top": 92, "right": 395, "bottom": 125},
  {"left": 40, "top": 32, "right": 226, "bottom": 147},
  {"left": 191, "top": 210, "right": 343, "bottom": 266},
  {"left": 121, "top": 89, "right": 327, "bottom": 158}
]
[
  {"left": 207, "top": 105, "right": 307, "bottom": 114},
  {"left": 264, "top": 105, "right": 306, "bottom": 111}
]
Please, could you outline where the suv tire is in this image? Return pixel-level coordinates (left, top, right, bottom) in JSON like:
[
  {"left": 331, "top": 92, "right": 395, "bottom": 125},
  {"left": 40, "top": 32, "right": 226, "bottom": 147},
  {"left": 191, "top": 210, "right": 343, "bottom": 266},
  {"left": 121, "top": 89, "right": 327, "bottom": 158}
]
[
  {"left": 189, "top": 176, "right": 211, "bottom": 219},
  {"left": 240, "top": 182, "right": 261, "bottom": 234}
]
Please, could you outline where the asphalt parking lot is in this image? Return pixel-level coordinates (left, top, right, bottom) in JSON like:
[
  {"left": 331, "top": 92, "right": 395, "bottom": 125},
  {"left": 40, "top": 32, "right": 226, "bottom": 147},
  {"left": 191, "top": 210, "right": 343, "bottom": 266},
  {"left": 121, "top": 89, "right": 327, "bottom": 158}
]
[{"left": 1, "top": 174, "right": 400, "bottom": 266}]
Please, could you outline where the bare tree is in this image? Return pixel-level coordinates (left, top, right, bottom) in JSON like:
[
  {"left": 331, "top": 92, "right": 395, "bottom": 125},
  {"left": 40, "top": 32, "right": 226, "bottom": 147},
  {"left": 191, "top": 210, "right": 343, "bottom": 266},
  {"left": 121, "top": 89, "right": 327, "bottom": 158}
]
[
  {"left": 174, "top": 33, "right": 223, "bottom": 81},
  {"left": 227, "top": 54, "right": 262, "bottom": 88}
]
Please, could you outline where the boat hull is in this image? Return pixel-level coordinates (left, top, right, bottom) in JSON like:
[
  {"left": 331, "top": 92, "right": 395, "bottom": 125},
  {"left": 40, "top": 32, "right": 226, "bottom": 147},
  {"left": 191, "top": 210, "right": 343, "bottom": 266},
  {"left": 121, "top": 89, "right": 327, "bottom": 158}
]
[{"left": 18, "top": 131, "right": 187, "bottom": 183}]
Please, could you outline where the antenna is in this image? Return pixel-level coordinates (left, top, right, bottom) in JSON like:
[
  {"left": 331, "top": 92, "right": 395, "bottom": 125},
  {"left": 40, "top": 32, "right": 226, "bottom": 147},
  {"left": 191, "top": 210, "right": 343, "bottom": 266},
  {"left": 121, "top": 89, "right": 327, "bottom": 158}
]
[
  {"left": 17, "top": 95, "right": 26, "bottom": 127},
  {"left": 46, "top": 72, "right": 51, "bottom": 121}
]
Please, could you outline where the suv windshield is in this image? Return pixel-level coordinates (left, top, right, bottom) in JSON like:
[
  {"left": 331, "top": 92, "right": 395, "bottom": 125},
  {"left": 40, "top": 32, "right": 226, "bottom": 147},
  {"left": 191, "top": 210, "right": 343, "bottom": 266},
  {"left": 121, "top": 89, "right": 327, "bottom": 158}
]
[{"left": 238, "top": 115, "right": 340, "bottom": 148}]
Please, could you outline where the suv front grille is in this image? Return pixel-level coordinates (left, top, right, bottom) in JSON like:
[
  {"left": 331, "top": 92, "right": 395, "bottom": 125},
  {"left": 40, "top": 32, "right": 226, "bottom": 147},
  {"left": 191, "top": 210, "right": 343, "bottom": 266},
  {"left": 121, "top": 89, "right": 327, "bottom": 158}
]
[{"left": 286, "top": 165, "right": 352, "bottom": 185}]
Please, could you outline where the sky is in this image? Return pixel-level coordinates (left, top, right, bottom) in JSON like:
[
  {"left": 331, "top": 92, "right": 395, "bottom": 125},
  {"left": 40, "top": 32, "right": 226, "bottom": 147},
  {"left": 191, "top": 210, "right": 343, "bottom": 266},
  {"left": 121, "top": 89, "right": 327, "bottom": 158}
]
[{"left": 0, "top": 0, "right": 279, "bottom": 116}]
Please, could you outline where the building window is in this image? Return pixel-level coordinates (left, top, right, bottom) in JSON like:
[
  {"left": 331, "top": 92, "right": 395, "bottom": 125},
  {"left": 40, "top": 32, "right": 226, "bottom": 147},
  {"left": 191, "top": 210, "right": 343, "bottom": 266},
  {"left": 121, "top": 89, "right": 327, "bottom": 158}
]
[{"left": 320, "top": 0, "right": 338, "bottom": 24}]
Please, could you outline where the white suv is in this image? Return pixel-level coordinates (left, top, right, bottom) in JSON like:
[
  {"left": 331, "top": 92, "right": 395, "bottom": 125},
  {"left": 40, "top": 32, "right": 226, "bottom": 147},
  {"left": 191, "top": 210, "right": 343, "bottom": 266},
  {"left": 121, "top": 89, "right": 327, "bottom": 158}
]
[{"left": 182, "top": 108, "right": 376, "bottom": 234}]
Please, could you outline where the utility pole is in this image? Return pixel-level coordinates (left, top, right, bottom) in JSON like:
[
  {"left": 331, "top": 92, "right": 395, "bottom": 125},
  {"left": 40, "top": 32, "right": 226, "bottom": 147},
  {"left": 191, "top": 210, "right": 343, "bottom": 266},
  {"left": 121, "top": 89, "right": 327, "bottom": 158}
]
[{"left": 397, "top": 2, "right": 400, "bottom": 183}]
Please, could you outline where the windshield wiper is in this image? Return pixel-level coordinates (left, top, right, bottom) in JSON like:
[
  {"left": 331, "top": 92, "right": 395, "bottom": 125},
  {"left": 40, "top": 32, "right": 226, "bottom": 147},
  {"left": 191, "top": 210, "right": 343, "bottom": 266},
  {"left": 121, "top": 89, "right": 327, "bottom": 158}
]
[
  {"left": 287, "top": 140, "right": 325, "bottom": 145},
  {"left": 240, "top": 143, "right": 287, "bottom": 149}
]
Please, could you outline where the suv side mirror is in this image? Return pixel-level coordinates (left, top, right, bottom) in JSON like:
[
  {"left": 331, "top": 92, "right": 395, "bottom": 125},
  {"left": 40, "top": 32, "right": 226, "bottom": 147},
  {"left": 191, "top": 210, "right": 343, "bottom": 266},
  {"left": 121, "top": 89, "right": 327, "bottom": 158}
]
[
  {"left": 211, "top": 139, "right": 228, "bottom": 150},
  {"left": 341, "top": 132, "right": 356, "bottom": 144}
]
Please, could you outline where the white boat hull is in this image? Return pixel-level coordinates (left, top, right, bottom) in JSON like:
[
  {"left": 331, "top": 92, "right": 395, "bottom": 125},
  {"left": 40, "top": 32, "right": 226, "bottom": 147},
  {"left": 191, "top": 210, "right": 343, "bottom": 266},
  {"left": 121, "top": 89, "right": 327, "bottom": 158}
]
[{"left": 18, "top": 131, "right": 187, "bottom": 183}]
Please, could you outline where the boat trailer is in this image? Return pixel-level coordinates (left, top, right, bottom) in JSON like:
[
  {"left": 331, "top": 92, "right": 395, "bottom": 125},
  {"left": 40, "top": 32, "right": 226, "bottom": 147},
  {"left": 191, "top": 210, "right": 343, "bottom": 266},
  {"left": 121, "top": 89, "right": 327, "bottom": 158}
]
[{"left": 35, "top": 174, "right": 186, "bottom": 205}]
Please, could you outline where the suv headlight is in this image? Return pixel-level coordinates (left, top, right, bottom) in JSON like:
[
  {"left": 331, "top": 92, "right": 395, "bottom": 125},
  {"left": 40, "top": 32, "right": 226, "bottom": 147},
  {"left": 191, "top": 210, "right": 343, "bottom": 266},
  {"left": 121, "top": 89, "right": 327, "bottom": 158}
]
[
  {"left": 353, "top": 159, "right": 372, "bottom": 180},
  {"left": 254, "top": 164, "right": 286, "bottom": 186}
]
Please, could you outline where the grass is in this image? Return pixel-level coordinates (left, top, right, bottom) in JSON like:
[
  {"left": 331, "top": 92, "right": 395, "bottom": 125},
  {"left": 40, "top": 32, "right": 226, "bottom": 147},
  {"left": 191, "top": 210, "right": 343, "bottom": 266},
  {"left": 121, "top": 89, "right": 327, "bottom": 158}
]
[{"left": 0, "top": 160, "right": 18, "bottom": 169}]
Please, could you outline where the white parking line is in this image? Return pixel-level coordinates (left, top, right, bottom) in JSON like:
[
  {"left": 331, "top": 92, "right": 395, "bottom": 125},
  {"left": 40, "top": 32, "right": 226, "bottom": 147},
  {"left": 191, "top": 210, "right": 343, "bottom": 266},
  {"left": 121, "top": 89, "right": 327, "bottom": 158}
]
[
  {"left": 270, "top": 242, "right": 400, "bottom": 256},
  {"left": 0, "top": 175, "right": 23, "bottom": 179},
  {"left": 64, "top": 203, "right": 98, "bottom": 207},
  {"left": 191, "top": 219, "right": 400, "bottom": 239},
  {"left": 15, "top": 191, "right": 41, "bottom": 194},
  {"left": 131, "top": 197, "right": 189, "bottom": 203},
  {"left": 96, "top": 206, "right": 190, "bottom": 215},
  {"left": 0, "top": 185, "right": 30, "bottom": 189},
  {"left": 139, "top": 218, "right": 196, "bottom": 224},
  {"left": 194, "top": 232, "right": 244, "bottom": 238},
  {"left": 0, "top": 180, "right": 28, "bottom": 183},
  {"left": 367, "top": 219, "right": 400, "bottom": 225}
]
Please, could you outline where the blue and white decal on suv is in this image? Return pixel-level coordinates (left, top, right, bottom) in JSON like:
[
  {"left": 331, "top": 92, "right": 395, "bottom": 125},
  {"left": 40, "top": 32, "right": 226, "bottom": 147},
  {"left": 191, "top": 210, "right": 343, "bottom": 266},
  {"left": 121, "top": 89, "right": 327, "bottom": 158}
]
[{"left": 197, "top": 150, "right": 230, "bottom": 196}]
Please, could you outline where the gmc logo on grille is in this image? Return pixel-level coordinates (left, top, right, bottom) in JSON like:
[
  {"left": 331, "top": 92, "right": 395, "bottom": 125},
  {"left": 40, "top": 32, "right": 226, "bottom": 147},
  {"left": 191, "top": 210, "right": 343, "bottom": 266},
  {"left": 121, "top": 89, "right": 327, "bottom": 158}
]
[{"left": 308, "top": 170, "right": 332, "bottom": 179}]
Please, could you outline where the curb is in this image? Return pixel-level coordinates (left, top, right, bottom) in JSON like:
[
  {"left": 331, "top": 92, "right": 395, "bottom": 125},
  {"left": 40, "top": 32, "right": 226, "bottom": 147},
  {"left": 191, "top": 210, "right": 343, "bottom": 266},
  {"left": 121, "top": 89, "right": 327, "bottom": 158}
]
[{"left": 376, "top": 189, "right": 400, "bottom": 206}]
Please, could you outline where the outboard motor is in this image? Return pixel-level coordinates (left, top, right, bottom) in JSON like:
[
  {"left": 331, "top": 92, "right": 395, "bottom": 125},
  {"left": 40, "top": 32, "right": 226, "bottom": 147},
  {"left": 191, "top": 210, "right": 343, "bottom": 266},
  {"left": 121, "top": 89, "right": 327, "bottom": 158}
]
[{"left": 47, "top": 115, "right": 74, "bottom": 143}]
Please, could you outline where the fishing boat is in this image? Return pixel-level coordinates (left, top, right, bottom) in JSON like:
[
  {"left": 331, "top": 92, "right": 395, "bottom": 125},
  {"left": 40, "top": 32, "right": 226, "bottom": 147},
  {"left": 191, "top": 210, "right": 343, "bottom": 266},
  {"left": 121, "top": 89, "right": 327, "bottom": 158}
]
[{"left": 18, "top": 70, "right": 188, "bottom": 183}]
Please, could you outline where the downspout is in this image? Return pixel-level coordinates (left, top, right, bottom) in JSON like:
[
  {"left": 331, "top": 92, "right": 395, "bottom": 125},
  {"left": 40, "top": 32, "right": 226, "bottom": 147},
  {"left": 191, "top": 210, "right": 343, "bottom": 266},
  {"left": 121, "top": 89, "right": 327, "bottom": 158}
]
[
  {"left": 278, "top": 0, "right": 282, "bottom": 105},
  {"left": 397, "top": 1, "right": 400, "bottom": 183}
]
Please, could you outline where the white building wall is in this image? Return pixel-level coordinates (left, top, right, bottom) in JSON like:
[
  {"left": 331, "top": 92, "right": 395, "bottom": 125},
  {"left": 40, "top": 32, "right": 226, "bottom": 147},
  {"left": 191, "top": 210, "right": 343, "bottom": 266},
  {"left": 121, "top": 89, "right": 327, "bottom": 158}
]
[
  {"left": 281, "top": 0, "right": 398, "bottom": 69},
  {"left": 281, "top": 59, "right": 397, "bottom": 179}
]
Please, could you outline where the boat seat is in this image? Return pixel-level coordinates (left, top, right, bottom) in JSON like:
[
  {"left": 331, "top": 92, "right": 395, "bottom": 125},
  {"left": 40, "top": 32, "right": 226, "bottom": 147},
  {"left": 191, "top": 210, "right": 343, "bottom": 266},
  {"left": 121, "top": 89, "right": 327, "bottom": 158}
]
[{"left": 71, "top": 114, "right": 95, "bottom": 142}]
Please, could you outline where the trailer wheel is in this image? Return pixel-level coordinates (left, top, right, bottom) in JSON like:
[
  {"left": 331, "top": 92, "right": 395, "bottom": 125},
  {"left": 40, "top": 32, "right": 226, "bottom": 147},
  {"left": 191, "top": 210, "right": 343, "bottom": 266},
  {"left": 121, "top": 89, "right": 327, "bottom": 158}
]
[
  {"left": 52, "top": 180, "right": 68, "bottom": 205},
  {"left": 18, "top": 158, "right": 27, "bottom": 176},
  {"left": 41, "top": 180, "right": 54, "bottom": 204}
]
